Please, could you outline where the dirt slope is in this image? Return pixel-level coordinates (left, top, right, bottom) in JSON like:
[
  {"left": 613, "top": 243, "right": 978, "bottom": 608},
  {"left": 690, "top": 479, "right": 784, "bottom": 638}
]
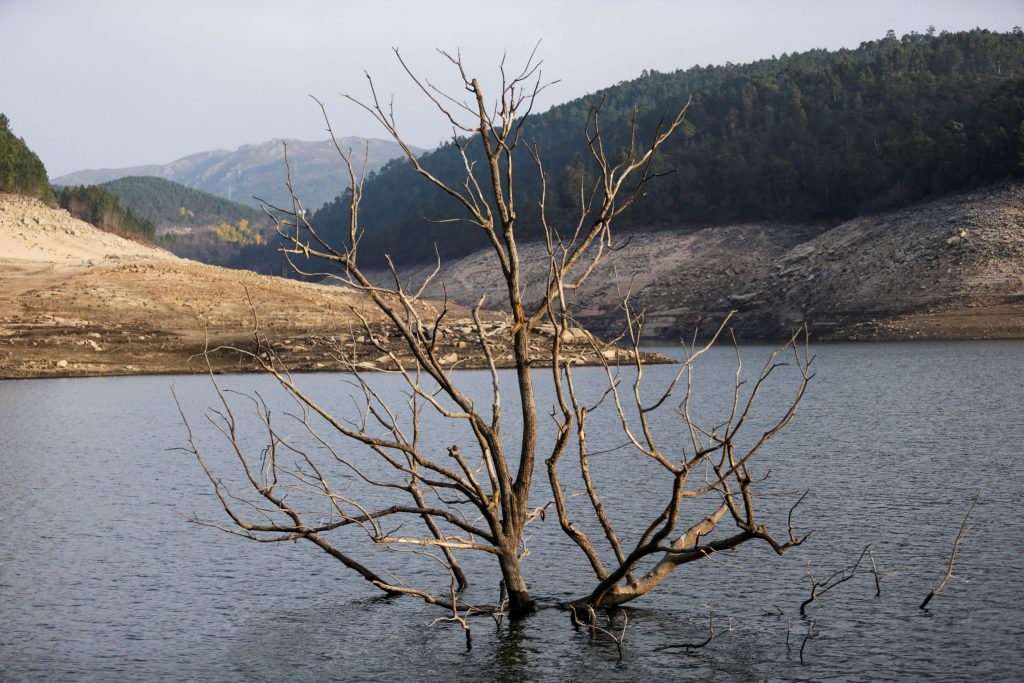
[
  {"left": 0, "top": 193, "right": 397, "bottom": 377},
  {"left": 1, "top": 193, "right": 647, "bottom": 379}
]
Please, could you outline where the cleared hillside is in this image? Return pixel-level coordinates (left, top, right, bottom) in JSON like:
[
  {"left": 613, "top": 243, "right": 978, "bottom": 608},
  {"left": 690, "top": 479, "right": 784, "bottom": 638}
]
[
  {"left": 371, "top": 182, "right": 1024, "bottom": 341},
  {"left": 0, "top": 193, "right": 629, "bottom": 378},
  {"left": 0, "top": 191, "right": 381, "bottom": 377}
]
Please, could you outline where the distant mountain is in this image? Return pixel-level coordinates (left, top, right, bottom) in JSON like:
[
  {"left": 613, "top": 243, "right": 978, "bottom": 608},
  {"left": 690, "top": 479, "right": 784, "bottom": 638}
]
[{"left": 54, "top": 137, "right": 422, "bottom": 212}]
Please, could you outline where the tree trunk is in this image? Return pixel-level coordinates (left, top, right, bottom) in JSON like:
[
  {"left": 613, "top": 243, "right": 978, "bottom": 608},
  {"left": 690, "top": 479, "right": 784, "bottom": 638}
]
[{"left": 498, "top": 548, "right": 536, "bottom": 617}]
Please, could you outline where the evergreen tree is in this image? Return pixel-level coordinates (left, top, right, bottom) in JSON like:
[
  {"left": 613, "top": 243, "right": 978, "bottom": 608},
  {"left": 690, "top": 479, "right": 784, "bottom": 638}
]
[
  {"left": 55, "top": 185, "right": 156, "bottom": 240},
  {"left": 0, "top": 113, "right": 52, "bottom": 202}
]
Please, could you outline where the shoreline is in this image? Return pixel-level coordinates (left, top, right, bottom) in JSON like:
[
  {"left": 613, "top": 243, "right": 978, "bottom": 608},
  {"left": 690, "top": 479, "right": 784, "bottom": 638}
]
[
  {"left": 5, "top": 318, "right": 1022, "bottom": 381},
  {"left": 3, "top": 191, "right": 1022, "bottom": 381}
]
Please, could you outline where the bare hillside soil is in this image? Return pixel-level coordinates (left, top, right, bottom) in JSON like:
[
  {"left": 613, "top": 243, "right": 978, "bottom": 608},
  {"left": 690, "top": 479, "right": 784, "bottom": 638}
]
[
  {"left": 382, "top": 182, "right": 1024, "bottom": 341},
  {"left": 1, "top": 194, "right": 642, "bottom": 379},
  {"left": 4, "top": 180, "right": 1020, "bottom": 380}
]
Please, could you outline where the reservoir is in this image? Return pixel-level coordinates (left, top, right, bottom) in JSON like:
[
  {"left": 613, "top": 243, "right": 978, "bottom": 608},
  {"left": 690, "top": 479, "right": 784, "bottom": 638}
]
[{"left": 2, "top": 340, "right": 1022, "bottom": 680}]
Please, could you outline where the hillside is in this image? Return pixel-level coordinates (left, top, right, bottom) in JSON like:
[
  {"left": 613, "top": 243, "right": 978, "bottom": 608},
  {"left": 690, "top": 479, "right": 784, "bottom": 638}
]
[
  {"left": 53, "top": 137, "right": 423, "bottom": 212},
  {"left": 371, "top": 182, "right": 1024, "bottom": 341},
  {"left": 309, "top": 29, "right": 1024, "bottom": 268},
  {"left": 0, "top": 114, "right": 51, "bottom": 202},
  {"left": 0, "top": 192, "right": 628, "bottom": 378},
  {"left": 102, "top": 176, "right": 267, "bottom": 228},
  {"left": 100, "top": 176, "right": 278, "bottom": 267},
  {"left": 55, "top": 184, "right": 156, "bottom": 241}
]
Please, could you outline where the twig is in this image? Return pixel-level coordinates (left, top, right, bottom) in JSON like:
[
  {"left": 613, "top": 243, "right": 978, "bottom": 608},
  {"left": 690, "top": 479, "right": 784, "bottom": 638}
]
[
  {"left": 799, "top": 620, "right": 814, "bottom": 664},
  {"left": 920, "top": 490, "right": 981, "bottom": 610},
  {"left": 800, "top": 544, "right": 872, "bottom": 616},
  {"left": 654, "top": 609, "right": 733, "bottom": 652},
  {"left": 569, "top": 605, "right": 629, "bottom": 661},
  {"left": 867, "top": 548, "right": 882, "bottom": 596}
]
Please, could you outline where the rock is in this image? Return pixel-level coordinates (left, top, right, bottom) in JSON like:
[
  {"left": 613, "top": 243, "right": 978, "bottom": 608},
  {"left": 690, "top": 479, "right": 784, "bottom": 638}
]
[
  {"left": 56, "top": 359, "right": 69, "bottom": 368},
  {"left": 439, "top": 352, "right": 459, "bottom": 364},
  {"left": 728, "top": 292, "right": 762, "bottom": 311},
  {"left": 559, "top": 327, "right": 590, "bottom": 343}
]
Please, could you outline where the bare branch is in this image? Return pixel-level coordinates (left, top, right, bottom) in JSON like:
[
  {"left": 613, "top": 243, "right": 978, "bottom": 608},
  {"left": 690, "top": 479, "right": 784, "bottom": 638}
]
[{"left": 920, "top": 490, "right": 981, "bottom": 609}]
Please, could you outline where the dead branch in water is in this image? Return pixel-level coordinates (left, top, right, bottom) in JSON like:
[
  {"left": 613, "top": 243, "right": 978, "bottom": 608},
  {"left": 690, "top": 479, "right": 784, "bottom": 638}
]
[
  {"left": 920, "top": 490, "right": 981, "bottom": 610},
  {"left": 654, "top": 608, "right": 734, "bottom": 653},
  {"left": 800, "top": 544, "right": 877, "bottom": 616}
]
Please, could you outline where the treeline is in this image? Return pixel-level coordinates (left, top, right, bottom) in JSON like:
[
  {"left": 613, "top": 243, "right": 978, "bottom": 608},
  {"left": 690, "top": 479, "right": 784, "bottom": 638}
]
[
  {"left": 310, "top": 28, "right": 1024, "bottom": 267},
  {"left": 55, "top": 185, "right": 156, "bottom": 239},
  {"left": 0, "top": 114, "right": 52, "bottom": 202},
  {"left": 102, "top": 176, "right": 267, "bottom": 228}
]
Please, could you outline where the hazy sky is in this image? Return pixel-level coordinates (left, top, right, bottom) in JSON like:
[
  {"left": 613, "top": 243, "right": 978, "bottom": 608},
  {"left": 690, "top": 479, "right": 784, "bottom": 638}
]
[{"left": 1, "top": 0, "right": 1020, "bottom": 177}]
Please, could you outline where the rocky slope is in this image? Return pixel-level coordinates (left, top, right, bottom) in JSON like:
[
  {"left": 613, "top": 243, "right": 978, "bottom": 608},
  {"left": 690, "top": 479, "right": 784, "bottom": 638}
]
[
  {"left": 375, "top": 182, "right": 1024, "bottom": 341},
  {"left": 739, "top": 182, "right": 1024, "bottom": 340}
]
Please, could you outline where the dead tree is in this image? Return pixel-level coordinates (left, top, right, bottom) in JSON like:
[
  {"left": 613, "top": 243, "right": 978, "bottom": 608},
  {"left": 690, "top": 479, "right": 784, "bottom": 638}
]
[{"left": 181, "top": 48, "right": 813, "bottom": 626}]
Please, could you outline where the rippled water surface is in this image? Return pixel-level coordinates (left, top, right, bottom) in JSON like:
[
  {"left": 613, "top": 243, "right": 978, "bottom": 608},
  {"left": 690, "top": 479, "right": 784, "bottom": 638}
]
[{"left": 2, "top": 340, "right": 1022, "bottom": 681}]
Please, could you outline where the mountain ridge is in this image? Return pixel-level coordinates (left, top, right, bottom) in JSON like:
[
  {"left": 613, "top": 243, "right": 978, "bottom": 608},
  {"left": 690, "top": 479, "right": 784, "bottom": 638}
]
[{"left": 53, "top": 136, "right": 421, "bottom": 212}]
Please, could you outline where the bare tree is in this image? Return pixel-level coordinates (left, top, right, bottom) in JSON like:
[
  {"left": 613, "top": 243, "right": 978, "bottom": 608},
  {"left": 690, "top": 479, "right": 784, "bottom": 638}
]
[{"left": 181, "top": 48, "right": 813, "bottom": 628}]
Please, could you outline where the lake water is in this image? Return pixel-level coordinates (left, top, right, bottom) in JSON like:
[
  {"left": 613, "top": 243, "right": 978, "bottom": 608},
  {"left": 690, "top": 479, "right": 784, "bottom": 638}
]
[{"left": 1, "top": 340, "right": 1022, "bottom": 681}]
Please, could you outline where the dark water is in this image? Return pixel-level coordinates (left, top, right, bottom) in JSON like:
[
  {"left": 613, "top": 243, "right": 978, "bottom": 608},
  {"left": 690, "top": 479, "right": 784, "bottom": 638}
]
[{"left": 1, "top": 340, "right": 1023, "bottom": 681}]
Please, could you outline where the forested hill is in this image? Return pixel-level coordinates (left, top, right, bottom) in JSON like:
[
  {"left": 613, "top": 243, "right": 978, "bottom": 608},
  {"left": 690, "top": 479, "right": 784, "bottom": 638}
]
[
  {"left": 0, "top": 114, "right": 52, "bottom": 202},
  {"left": 311, "top": 29, "right": 1024, "bottom": 267},
  {"left": 54, "top": 185, "right": 155, "bottom": 240},
  {"left": 101, "top": 176, "right": 281, "bottom": 270},
  {"left": 102, "top": 176, "right": 266, "bottom": 229}
]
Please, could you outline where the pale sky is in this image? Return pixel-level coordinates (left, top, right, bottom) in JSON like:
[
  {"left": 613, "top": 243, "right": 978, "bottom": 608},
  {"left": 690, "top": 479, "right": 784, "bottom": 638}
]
[{"left": 1, "top": 0, "right": 1020, "bottom": 178}]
